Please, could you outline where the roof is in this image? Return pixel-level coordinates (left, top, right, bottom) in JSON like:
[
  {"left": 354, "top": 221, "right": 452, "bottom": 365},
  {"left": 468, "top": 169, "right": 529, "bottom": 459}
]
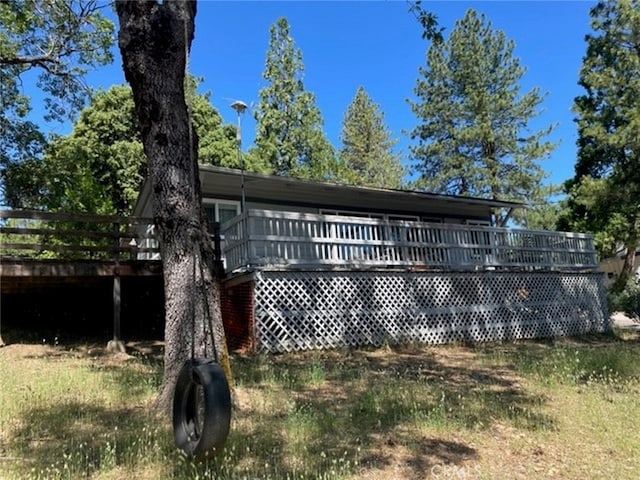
[{"left": 134, "top": 165, "right": 524, "bottom": 219}]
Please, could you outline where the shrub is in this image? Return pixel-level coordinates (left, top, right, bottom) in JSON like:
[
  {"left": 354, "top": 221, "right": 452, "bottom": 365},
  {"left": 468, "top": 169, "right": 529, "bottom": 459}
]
[{"left": 608, "top": 276, "right": 640, "bottom": 319}]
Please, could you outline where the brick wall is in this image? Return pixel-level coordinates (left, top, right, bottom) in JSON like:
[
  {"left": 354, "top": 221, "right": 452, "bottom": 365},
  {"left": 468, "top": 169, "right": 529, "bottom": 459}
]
[{"left": 220, "top": 278, "right": 255, "bottom": 352}]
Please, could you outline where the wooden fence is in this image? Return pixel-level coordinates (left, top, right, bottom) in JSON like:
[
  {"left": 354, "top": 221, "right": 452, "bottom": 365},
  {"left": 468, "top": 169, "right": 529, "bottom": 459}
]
[{"left": 0, "top": 209, "right": 160, "bottom": 260}]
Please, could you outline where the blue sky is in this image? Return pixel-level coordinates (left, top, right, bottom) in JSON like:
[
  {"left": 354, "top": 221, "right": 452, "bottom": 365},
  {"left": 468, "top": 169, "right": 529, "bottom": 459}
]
[{"left": 51, "top": 1, "right": 594, "bottom": 188}]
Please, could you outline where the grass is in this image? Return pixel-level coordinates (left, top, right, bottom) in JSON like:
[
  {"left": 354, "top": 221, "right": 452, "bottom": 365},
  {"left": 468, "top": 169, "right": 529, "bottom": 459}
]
[{"left": 1, "top": 331, "right": 640, "bottom": 479}]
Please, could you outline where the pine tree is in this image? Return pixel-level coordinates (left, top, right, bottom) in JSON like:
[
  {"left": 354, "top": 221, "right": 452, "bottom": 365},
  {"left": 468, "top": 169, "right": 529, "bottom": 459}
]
[
  {"left": 408, "top": 9, "right": 555, "bottom": 225},
  {"left": 339, "top": 86, "right": 405, "bottom": 189},
  {"left": 562, "top": 0, "right": 639, "bottom": 288},
  {"left": 252, "top": 17, "right": 335, "bottom": 180}
]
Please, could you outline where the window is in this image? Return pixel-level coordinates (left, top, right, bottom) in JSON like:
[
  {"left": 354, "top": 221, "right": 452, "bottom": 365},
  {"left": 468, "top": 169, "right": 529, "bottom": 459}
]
[
  {"left": 319, "top": 209, "right": 383, "bottom": 220},
  {"left": 203, "top": 200, "right": 240, "bottom": 233},
  {"left": 466, "top": 219, "right": 491, "bottom": 227}
]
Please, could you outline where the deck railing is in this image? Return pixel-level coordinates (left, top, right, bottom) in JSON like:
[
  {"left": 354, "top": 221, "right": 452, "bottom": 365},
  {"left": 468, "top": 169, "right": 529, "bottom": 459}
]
[
  {"left": 0, "top": 209, "right": 160, "bottom": 260},
  {"left": 221, "top": 209, "right": 598, "bottom": 273}
]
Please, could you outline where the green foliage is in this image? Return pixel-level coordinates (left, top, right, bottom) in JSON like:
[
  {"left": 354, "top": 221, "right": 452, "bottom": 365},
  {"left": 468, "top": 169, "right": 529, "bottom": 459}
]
[
  {"left": 0, "top": 119, "right": 46, "bottom": 206},
  {"left": 562, "top": 176, "right": 637, "bottom": 258},
  {"left": 252, "top": 17, "right": 336, "bottom": 180},
  {"left": 185, "top": 75, "right": 238, "bottom": 168},
  {"left": 339, "top": 86, "right": 405, "bottom": 189},
  {"left": 524, "top": 184, "right": 567, "bottom": 231},
  {"left": 408, "top": 0, "right": 444, "bottom": 43},
  {"left": 407, "top": 9, "right": 555, "bottom": 225},
  {"left": 562, "top": 0, "right": 640, "bottom": 274},
  {"left": 3, "top": 81, "right": 237, "bottom": 214},
  {"left": 0, "top": 0, "right": 115, "bottom": 206},
  {"left": 608, "top": 277, "right": 640, "bottom": 319},
  {"left": 0, "top": 0, "right": 114, "bottom": 120}
]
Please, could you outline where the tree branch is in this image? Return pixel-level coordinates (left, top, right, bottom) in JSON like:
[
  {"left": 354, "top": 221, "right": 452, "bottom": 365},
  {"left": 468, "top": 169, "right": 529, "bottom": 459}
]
[{"left": 0, "top": 54, "right": 57, "bottom": 67}]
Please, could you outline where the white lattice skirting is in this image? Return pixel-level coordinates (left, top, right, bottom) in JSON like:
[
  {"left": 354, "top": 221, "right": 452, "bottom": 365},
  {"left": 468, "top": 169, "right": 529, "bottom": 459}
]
[{"left": 253, "top": 270, "right": 609, "bottom": 353}]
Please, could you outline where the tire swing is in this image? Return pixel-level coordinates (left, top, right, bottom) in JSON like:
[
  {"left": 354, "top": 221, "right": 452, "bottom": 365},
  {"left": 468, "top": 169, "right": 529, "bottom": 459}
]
[
  {"left": 173, "top": 358, "right": 231, "bottom": 457},
  {"left": 172, "top": 250, "right": 231, "bottom": 458}
]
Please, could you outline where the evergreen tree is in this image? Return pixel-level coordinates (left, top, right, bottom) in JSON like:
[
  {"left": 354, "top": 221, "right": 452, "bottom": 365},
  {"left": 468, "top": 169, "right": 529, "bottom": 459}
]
[
  {"left": 185, "top": 76, "right": 239, "bottom": 170},
  {"left": 524, "top": 183, "right": 566, "bottom": 230},
  {"left": 252, "top": 17, "right": 335, "bottom": 180},
  {"left": 561, "top": 0, "right": 639, "bottom": 288},
  {"left": 339, "top": 86, "right": 405, "bottom": 189},
  {"left": 408, "top": 9, "right": 555, "bottom": 225}
]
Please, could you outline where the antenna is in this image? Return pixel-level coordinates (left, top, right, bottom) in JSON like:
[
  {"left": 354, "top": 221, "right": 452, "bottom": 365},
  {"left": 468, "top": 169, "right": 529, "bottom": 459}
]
[{"left": 230, "top": 100, "right": 248, "bottom": 212}]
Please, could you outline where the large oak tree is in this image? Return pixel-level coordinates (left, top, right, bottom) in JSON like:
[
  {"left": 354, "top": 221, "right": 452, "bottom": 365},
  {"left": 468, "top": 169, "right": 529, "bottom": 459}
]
[
  {"left": 115, "top": 0, "right": 231, "bottom": 413},
  {"left": 0, "top": 0, "right": 114, "bottom": 206},
  {"left": 7, "top": 82, "right": 238, "bottom": 215}
]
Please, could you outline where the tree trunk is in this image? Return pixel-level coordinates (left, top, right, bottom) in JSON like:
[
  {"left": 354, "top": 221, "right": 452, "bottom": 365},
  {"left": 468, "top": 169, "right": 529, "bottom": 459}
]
[
  {"left": 115, "top": 0, "right": 231, "bottom": 415},
  {"left": 614, "top": 240, "right": 638, "bottom": 291}
]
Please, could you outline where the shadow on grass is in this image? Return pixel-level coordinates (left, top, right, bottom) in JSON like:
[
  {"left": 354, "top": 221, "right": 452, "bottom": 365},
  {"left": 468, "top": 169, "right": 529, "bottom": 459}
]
[
  {"left": 4, "top": 339, "right": 567, "bottom": 479},
  {"left": 8, "top": 400, "right": 173, "bottom": 478},
  {"left": 220, "top": 345, "right": 555, "bottom": 479}
]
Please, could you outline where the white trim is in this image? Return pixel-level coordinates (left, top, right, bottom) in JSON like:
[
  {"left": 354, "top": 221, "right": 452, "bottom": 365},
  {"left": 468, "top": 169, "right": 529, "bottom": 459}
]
[{"left": 203, "top": 198, "right": 241, "bottom": 223}]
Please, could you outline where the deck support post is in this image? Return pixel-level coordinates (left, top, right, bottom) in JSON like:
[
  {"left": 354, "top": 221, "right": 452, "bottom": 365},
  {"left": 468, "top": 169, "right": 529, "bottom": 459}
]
[
  {"left": 107, "top": 221, "right": 126, "bottom": 353},
  {"left": 107, "top": 272, "right": 126, "bottom": 353}
]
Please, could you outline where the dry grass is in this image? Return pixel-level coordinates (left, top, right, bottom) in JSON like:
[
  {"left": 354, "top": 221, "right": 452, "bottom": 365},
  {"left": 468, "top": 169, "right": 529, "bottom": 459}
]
[{"left": 1, "top": 330, "right": 639, "bottom": 479}]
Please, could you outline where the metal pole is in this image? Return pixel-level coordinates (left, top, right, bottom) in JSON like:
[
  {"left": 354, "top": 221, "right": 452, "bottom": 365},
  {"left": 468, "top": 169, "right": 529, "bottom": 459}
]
[{"left": 231, "top": 100, "right": 248, "bottom": 213}]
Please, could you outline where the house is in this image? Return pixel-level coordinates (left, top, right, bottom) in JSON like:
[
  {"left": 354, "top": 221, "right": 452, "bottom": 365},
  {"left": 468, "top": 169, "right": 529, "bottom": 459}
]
[
  {"left": 134, "top": 165, "right": 609, "bottom": 352},
  {"left": 599, "top": 245, "right": 640, "bottom": 287}
]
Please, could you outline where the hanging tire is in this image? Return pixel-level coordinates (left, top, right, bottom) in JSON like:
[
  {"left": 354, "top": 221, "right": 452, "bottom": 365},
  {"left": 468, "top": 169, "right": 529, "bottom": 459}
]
[{"left": 173, "top": 358, "right": 232, "bottom": 458}]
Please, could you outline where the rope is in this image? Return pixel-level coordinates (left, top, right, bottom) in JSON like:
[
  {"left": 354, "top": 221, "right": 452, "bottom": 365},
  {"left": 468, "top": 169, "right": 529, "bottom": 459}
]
[
  {"left": 199, "top": 255, "right": 219, "bottom": 363},
  {"left": 182, "top": 7, "right": 220, "bottom": 365},
  {"left": 183, "top": 8, "right": 206, "bottom": 360},
  {"left": 184, "top": 18, "right": 196, "bottom": 360},
  {"left": 190, "top": 250, "right": 197, "bottom": 360},
  {"left": 192, "top": 242, "right": 219, "bottom": 363}
]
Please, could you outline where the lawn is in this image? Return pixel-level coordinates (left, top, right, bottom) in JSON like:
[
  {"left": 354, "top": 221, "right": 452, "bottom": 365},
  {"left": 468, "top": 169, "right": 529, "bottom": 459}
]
[{"left": 1, "top": 330, "right": 639, "bottom": 480}]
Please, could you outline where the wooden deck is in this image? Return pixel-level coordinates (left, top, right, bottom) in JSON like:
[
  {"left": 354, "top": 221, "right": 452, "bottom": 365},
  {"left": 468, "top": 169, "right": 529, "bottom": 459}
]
[
  {"left": 0, "top": 208, "right": 162, "bottom": 295},
  {"left": 0, "top": 209, "right": 160, "bottom": 261},
  {"left": 1, "top": 258, "right": 161, "bottom": 277},
  {"left": 1, "top": 210, "right": 163, "bottom": 343},
  {"left": 1, "top": 209, "right": 161, "bottom": 276},
  {"left": 221, "top": 209, "right": 599, "bottom": 274}
]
